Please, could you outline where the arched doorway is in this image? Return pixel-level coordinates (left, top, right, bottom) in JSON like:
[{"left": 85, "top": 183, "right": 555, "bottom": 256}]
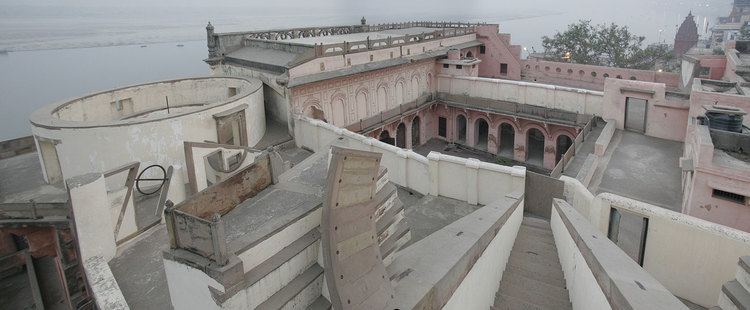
[
  {"left": 475, "top": 118, "right": 489, "bottom": 150},
  {"left": 411, "top": 117, "right": 421, "bottom": 147},
  {"left": 303, "top": 105, "right": 327, "bottom": 122},
  {"left": 556, "top": 135, "right": 573, "bottom": 164},
  {"left": 526, "top": 128, "right": 545, "bottom": 167},
  {"left": 396, "top": 123, "right": 407, "bottom": 148},
  {"left": 499, "top": 123, "right": 515, "bottom": 156},
  {"left": 379, "top": 130, "right": 394, "bottom": 145},
  {"left": 456, "top": 115, "right": 467, "bottom": 143},
  {"left": 466, "top": 51, "right": 473, "bottom": 58}
]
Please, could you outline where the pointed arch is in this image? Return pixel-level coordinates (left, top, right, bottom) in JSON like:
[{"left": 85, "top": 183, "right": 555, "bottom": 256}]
[
  {"left": 330, "top": 93, "right": 347, "bottom": 126},
  {"left": 355, "top": 89, "right": 368, "bottom": 120},
  {"left": 410, "top": 74, "right": 421, "bottom": 101},
  {"left": 376, "top": 84, "right": 389, "bottom": 112},
  {"left": 395, "top": 80, "right": 406, "bottom": 106}
]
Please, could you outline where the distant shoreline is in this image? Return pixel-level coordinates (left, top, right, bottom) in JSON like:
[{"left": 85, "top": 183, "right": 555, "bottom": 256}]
[{"left": 0, "top": 39, "right": 206, "bottom": 54}]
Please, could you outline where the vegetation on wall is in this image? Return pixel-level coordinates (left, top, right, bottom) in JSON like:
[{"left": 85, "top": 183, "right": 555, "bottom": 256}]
[{"left": 541, "top": 20, "right": 674, "bottom": 70}]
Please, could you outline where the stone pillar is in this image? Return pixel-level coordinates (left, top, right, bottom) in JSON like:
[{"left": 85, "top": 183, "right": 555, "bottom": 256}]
[
  {"left": 488, "top": 125, "right": 499, "bottom": 154},
  {"left": 405, "top": 120, "right": 413, "bottom": 149},
  {"left": 513, "top": 130, "right": 526, "bottom": 162},
  {"left": 67, "top": 173, "right": 116, "bottom": 261},
  {"left": 543, "top": 135, "right": 556, "bottom": 170},
  {"left": 428, "top": 152, "right": 441, "bottom": 196},
  {"left": 465, "top": 158, "right": 480, "bottom": 205},
  {"left": 466, "top": 119, "right": 476, "bottom": 148}
]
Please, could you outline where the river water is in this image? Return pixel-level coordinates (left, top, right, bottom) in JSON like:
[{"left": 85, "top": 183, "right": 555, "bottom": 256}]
[{"left": 0, "top": 0, "right": 730, "bottom": 140}]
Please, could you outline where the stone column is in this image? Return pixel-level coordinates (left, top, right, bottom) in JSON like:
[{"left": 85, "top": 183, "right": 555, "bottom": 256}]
[
  {"left": 488, "top": 124, "right": 499, "bottom": 154},
  {"left": 543, "top": 135, "right": 556, "bottom": 170},
  {"left": 466, "top": 117, "right": 476, "bottom": 148},
  {"left": 513, "top": 130, "right": 526, "bottom": 162}
]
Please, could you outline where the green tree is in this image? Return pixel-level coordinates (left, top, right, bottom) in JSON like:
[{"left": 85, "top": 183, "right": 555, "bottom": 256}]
[
  {"left": 740, "top": 22, "right": 750, "bottom": 40},
  {"left": 541, "top": 20, "right": 673, "bottom": 70}
]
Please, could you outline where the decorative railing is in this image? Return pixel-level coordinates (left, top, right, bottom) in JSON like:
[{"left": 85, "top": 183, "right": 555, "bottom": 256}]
[
  {"left": 436, "top": 92, "right": 591, "bottom": 126},
  {"left": 210, "top": 21, "right": 484, "bottom": 63},
  {"left": 346, "top": 93, "right": 434, "bottom": 133}
]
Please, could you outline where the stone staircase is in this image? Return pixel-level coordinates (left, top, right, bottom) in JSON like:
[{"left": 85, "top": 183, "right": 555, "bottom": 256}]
[
  {"left": 717, "top": 256, "right": 750, "bottom": 310},
  {"left": 492, "top": 217, "right": 572, "bottom": 310}
]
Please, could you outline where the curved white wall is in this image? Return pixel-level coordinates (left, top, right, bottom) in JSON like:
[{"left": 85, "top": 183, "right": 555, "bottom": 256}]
[{"left": 30, "top": 77, "right": 265, "bottom": 203}]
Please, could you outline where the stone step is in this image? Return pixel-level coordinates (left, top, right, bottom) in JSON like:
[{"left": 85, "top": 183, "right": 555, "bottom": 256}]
[
  {"left": 522, "top": 217, "right": 552, "bottom": 230},
  {"left": 517, "top": 226, "right": 555, "bottom": 241},
  {"left": 498, "top": 270, "right": 571, "bottom": 304},
  {"left": 720, "top": 280, "right": 750, "bottom": 310},
  {"left": 256, "top": 263, "right": 324, "bottom": 310},
  {"left": 502, "top": 265, "right": 566, "bottom": 288},
  {"left": 493, "top": 292, "right": 553, "bottom": 310},
  {"left": 510, "top": 235, "right": 559, "bottom": 254},
  {"left": 307, "top": 296, "right": 332, "bottom": 310},
  {"left": 738, "top": 256, "right": 750, "bottom": 293},
  {"left": 507, "top": 253, "right": 565, "bottom": 280},
  {"left": 508, "top": 246, "right": 561, "bottom": 267}
]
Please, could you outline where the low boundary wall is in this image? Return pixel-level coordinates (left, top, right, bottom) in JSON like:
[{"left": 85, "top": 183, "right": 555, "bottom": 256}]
[
  {"left": 294, "top": 116, "right": 525, "bottom": 205},
  {"left": 560, "top": 176, "right": 750, "bottom": 307}
]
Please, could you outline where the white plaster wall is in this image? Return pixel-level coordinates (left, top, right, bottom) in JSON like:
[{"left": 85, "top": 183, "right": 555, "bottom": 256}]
[
  {"left": 289, "top": 34, "right": 476, "bottom": 78},
  {"left": 561, "top": 175, "right": 750, "bottom": 307},
  {"left": 551, "top": 207, "right": 611, "bottom": 310},
  {"left": 32, "top": 84, "right": 264, "bottom": 205},
  {"left": 164, "top": 258, "right": 222, "bottom": 310},
  {"left": 437, "top": 75, "right": 605, "bottom": 116},
  {"left": 224, "top": 241, "right": 320, "bottom": 309},
  {"left": 237, "top": 208, "right": 321, "bottom": 273},
  {"left": 83, "top": 256, "right": 130, "bottom": 310},
  {"left": 189, "top": 147, "right": 258, "bottom": 193},
  {"left": 293, "top": 116, "right": 525, "bottom": 202},
  {"left": 443, "top": 201, "right": 524, "bottom": 310},
  {"left": 69, "top": 174, "right": 117, "bottom": 261}
]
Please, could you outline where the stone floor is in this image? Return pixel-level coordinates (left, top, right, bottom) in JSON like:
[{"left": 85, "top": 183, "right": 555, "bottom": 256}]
[
  {"left": 592, "top": 130, "right": 684, "bottom": 211},
  {"left": 0, "top": 152, "right": 66, "bottom": 203},
  {"left": 397, "top": 186, "right": 483, "bottom": 247},
  {"left": 109, "top": 224, "right": 173, "bottom": 310},
  {"left": 253, "top": 118, "right": 292, "bottom": 150}
]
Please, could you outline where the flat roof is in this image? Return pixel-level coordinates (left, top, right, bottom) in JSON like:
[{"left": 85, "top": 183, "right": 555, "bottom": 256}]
[{"left": 279, "top": 27, "right": 454, "bottom": 45}]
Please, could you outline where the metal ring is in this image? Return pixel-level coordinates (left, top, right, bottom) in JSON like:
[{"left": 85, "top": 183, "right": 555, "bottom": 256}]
[{"left": 136, "top": 165, "right": 167, "bottom": 196}]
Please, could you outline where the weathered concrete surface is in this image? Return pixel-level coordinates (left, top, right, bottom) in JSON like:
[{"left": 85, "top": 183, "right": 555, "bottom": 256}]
[
  {"left": 109, "top": 225, "right": 173, "bottom": 310},
  {"left": 253, "top": 118, "right": 292, "bottom": 150},
  {"left": 594, "top": 130, "right": 683, "bottom": 211},
  {"left": 0, "top": 152, "right": 66, "bottom": 203},
  {"left": 399, "top": 187, "right": 482, "bottom": 247},
  {"left": 85, "top": 256, "right": 130, "bottom": 310},
  {"left": 494, "top": 216, "right": 572, "bottom": 309}
]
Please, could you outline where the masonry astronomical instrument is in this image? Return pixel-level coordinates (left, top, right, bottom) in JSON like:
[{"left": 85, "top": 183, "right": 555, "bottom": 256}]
[
  {"left": 703, "top": 105, "right": 747, "bottom": 133},
  {"left": 136, "top": 164, "right": 168, "bottom": 195}
]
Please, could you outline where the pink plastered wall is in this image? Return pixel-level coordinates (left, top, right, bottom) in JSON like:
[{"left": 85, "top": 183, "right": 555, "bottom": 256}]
[
  {"left": 683, "top": 126, "right": 750, "bottom": 232},
  {"left": 290, "top": 59, "right": 436, "bottom": 127},
  {"left": 475, "top": 25, "right": 522, "bottom": 80},
  {"left": 381, "top": 103, "right": 578, "bottom": 169},
  {"left": 602, "top": 79, "right": 689, "bottom": 141},
  {"left": 522, "top": 59, "right": 682, "bottom": 91},
  {"left": 288, "top": 34, "right": 477, "bottom": 78}
]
